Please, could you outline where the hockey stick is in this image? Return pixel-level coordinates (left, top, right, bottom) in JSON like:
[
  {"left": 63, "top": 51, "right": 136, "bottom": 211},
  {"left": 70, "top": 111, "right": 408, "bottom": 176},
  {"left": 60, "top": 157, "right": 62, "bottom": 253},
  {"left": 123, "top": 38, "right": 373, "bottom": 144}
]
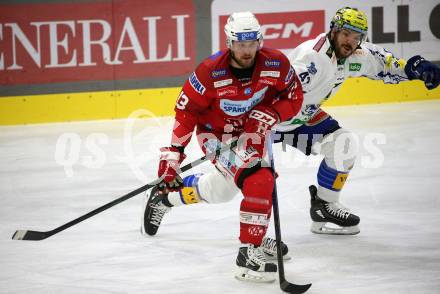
[
  {"left": 267, "top": 134, "right": 312, "bottom": 294},
  {"left": 12, "top": 140, "right": 237, "bottom": 241}
]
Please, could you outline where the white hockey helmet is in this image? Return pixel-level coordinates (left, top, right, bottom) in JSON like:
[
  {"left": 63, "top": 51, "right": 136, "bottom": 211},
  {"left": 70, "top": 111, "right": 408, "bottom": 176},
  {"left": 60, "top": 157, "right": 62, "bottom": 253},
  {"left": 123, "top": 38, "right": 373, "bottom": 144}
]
[{"left": 224, "top": 11, "right": 262, "bottom": 48}]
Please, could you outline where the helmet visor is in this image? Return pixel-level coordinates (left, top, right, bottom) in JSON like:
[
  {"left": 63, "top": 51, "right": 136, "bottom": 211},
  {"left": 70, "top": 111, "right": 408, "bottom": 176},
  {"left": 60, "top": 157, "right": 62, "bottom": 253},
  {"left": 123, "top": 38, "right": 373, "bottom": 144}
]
[{"left": 334, "top": 25, "right": 367, "bottom": 44}]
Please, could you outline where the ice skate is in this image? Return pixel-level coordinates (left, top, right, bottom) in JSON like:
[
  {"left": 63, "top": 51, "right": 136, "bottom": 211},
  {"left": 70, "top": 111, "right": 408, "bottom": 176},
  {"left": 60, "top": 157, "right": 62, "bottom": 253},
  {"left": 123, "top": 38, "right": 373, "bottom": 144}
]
[
  {"left": 260, "top": 236, "right": 291, "bottom": 261},
  {"left": 235, "top": 244, "right": 277, "bottom": 283},
  {"left": 141, "top": 186, "right": 171, "bottom": 236},
  {"left": 309, "top": 185, "right": 360, "bottom": 235}
]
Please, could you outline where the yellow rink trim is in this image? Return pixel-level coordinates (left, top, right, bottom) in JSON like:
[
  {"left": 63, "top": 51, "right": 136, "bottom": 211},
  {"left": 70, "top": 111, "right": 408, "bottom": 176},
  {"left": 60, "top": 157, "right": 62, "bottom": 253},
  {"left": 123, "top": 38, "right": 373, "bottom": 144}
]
[
  {"left": 1, "top": 78, "right": 439, "bottom": 125},
  {"left": 0, "top": 87, "right": 181, "bottom": 125},
  {"left": 324, "top": 78, "right": 440, "bottom": 106}
]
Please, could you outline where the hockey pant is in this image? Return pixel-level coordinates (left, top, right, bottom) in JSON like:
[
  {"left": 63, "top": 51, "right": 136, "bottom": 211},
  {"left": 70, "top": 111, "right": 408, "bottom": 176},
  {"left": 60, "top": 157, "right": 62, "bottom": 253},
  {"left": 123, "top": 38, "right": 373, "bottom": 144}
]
[
  {"left": 273, "top": 111, "right": 359, "bottom": 202},
  {"left": 166, "top": 136, "right": 274, "bottom": 246}
]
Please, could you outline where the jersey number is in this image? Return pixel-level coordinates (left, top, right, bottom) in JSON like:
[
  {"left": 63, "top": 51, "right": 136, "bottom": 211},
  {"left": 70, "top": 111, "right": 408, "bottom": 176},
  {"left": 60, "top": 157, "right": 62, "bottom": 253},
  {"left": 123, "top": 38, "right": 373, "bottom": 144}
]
[
  {"left": 299, "top": 72, "right": 311, "bottom": 84},
  {"left": 176, "top": 92, "right": 189, "bottom": 110}
]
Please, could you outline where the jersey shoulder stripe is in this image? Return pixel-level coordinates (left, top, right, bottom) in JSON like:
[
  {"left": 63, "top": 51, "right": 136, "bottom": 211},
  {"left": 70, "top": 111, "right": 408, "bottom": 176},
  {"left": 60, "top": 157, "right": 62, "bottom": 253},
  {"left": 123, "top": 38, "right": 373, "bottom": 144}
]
[{"left": 313, "top": 35, "right": 327, "bottom": 52}]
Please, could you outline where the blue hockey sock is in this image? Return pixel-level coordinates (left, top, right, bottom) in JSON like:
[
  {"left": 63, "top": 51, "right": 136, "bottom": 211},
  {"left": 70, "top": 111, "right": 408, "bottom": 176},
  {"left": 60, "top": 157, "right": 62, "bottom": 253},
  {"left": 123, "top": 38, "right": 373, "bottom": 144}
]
[{"left": 317, "top": 160, "right": 349, "bottom": 192}]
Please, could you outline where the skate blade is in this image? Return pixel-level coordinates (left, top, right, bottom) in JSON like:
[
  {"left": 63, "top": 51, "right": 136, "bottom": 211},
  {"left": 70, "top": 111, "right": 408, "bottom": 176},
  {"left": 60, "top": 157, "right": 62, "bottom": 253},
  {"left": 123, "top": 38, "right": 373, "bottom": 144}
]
[
  {"left": 311, "top": 222, "right": 360, "bottom": 235},
  {"left": 234, "top": 267, "right": 276, "bottom": 283}
]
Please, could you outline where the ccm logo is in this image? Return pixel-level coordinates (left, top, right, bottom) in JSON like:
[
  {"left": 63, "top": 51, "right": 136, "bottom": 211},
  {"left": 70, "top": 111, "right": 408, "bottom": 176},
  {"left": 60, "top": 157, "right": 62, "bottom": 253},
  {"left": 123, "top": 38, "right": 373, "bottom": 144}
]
[
  {"left": 249, "top": 110, "right": 277, "bottom": 126},
  {"left": 261, "top": 22, "right": 314, "bottom": 39}
]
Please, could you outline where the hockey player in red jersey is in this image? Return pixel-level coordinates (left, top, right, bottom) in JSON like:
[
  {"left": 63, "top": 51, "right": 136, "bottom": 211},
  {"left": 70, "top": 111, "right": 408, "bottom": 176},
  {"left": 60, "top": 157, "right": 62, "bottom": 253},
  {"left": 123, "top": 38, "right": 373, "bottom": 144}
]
[{"left": 141, "top": 12, "right": 303, "bottom": 282}]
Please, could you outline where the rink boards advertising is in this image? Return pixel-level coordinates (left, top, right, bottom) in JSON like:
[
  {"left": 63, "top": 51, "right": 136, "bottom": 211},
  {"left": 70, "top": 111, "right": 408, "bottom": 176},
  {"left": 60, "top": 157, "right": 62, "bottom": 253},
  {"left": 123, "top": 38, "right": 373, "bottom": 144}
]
[{"left": 0, "top": 0, "right": 439, "bottom": 124}]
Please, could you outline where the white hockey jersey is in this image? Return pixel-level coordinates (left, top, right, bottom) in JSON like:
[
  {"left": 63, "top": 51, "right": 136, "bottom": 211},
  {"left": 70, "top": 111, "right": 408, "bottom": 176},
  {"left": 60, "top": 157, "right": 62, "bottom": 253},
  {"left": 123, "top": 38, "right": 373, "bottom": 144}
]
[{"left": 276, "top": 33, "right": 409, "bottom": 131}]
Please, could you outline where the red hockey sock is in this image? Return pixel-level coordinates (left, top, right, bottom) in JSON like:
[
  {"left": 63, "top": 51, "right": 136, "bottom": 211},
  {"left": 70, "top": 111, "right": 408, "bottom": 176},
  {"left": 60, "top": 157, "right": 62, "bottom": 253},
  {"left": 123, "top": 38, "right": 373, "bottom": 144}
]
[{"left": 239, "top": 168, "right": 274, "bottom": 246}]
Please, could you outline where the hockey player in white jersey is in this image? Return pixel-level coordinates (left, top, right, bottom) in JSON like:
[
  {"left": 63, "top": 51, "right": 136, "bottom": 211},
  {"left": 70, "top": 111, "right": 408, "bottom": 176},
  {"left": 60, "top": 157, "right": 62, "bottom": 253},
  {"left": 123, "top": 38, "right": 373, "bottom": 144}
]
[{"left": 275, "top": 7, "right": 440, "bottom": 235}]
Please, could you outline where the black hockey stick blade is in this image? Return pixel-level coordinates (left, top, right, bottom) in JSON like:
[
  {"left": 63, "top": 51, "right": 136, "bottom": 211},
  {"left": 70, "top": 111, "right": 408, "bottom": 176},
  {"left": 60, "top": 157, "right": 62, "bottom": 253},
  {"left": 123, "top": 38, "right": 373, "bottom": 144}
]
[
  {"left": 12, "top": 140, "right": 238, "bottom": 241},
  {"left": 280, "top": 278, "right": 312, "bottom": 294},
  {"left": 12, "top": 230, "right": 51, "bottom": 241}
]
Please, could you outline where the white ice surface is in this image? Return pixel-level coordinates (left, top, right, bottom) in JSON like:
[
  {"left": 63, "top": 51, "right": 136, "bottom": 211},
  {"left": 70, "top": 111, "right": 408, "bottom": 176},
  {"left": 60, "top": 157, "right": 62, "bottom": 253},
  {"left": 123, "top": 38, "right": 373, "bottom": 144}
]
[{"left": 1, "top": 101, "right": 440, "bottom": 294}]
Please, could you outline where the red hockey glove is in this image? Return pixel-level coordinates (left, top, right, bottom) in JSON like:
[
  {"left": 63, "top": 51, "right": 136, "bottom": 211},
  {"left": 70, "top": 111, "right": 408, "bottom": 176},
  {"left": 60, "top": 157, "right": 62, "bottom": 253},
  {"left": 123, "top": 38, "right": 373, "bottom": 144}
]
[
  {"left": 242, "top": 106, "right": 279, "bottom": 156},
  {"left": 157, "top": 146, "right": 186, "bottom": 192}
]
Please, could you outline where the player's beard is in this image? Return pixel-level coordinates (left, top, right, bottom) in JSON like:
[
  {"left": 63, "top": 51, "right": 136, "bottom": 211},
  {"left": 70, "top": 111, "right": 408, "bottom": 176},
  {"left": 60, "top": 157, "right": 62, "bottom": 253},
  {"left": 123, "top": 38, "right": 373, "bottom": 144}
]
[
  {"left": 230, "top": 51, "right": 256, "bottom": 69},
  {"left": 334, "top": 39, "right": 357, "bottom": 59}
]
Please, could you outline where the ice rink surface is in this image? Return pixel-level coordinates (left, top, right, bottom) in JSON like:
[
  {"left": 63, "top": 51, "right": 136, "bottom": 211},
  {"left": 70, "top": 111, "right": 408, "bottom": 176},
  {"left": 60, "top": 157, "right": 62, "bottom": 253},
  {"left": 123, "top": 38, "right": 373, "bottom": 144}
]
[{"left": 1, "top": 101, "right": 440, "bottom": 294}]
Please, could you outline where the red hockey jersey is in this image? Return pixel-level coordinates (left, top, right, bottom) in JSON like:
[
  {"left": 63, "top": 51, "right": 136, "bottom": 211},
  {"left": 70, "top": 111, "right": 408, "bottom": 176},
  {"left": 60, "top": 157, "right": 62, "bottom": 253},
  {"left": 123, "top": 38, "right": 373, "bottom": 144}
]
[{"left": 171, "top": 48, "right": 303, "bottom": 147}]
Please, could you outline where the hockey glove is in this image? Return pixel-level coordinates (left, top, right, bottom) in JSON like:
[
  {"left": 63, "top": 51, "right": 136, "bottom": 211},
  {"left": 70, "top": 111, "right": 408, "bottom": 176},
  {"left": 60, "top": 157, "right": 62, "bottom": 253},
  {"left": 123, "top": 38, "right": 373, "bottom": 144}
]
[
  {"left": 157, "top": 146, "right": 186, "bottom": 192},
  {"left": 242, "top": 106, "right": 280, "bottom": 156},
  {"left": 405, "top": 55, "right": 440, "bottom": 90}
]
